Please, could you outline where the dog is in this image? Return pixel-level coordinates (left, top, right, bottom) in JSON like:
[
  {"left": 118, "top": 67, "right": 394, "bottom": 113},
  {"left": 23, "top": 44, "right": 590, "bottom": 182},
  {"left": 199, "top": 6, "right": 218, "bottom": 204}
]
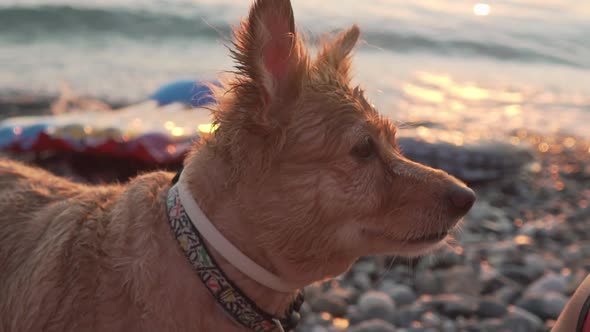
[{"left": 0, "top": 0, "right": 475, "bottom": 331}]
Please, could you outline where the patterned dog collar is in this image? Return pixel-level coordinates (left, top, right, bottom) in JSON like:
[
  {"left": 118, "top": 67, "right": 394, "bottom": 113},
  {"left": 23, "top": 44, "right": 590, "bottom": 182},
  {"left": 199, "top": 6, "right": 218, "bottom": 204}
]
[{"left": 166, "top": 174, "right": 303, "bottom": 331}]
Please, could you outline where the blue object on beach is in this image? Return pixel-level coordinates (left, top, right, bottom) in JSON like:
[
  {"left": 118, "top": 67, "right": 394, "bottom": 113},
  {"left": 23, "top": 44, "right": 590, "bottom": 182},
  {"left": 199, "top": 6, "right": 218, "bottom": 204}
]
[{"left": 149, "top": 80, "right": 216, "bottom": 107}]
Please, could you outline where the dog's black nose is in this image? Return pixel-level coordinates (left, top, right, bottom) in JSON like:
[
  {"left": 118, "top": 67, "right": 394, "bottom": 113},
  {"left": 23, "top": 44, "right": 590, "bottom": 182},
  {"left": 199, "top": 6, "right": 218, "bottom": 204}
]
[{"left": 448, "top": 184, "right": 476, "bottom": 216}]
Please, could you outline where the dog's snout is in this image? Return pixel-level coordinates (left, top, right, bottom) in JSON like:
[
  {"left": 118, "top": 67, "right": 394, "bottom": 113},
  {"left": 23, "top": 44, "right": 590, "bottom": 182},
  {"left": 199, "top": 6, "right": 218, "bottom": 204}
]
[{"left": 447, "top": 184, "right": 476, "bottom": 216}]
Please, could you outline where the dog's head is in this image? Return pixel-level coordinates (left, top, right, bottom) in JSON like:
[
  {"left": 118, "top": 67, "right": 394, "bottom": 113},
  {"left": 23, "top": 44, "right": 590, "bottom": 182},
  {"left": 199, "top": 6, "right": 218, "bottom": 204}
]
[{"left": 201, "top": 0, "right": 475, "bottom": 282}]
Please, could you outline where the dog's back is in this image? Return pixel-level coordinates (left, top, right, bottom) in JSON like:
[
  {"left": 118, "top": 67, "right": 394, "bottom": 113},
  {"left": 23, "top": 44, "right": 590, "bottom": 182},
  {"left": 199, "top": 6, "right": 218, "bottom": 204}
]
[
  {"left": 0, "top": 158, "right": 118, "bottom": 330},
  {"left": 0, "top": 158, "right": 218, "bottom": 332}
]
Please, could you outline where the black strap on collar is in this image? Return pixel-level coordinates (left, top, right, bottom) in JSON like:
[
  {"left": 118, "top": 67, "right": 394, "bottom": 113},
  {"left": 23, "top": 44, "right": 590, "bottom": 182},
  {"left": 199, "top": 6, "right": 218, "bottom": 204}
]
[{"left": 171, "top": 166, "right": 183, "bottom": 185}]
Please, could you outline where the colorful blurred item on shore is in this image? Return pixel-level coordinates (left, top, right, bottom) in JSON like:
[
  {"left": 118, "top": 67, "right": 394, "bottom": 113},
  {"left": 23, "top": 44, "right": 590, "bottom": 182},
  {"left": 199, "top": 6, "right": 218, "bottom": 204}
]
[
  {"left": 0, "top": 80, "right": 533, "bottom": 183},
  {"left": 0, "top": 80, "right": 215, "bottom": 165}
]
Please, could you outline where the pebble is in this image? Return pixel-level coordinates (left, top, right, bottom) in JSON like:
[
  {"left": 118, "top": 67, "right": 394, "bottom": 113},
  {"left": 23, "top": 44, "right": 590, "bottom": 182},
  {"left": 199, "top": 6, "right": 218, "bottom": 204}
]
[
  {"left": 353, "top": 260, "right": 379, "bottom": 275},
  {"left": 347, "top": 319, "right": 397, "bottom": 332},
  {"left": 476, "top": 298, "right": 508, "bottom": 318},
  {"left": 494, "top": 286, "right": 523, "bottom": 305},
  {"left": 516, "top": 292, "right": 568, "bottom": 320},
  {"left": 498, "top": 264, "right": 542, "bottom": 284},
  {"left": 416, "top": 248, "right": 464, "bottom": 270},
  {"left": 563, "top": 244, "right": 583, "bottom": 265},
  {"left": 330, "top": 286, "right": 358, "bottom": 304},
  {"left": 437, "top": 266, "right": 482, "bottom": 296},
  {"left": 414, "top": 270, "right": 442, "bottom": 295},
  {"left": 478, "top": 318, "right": 505, "bottom": 331},
  {"left": 378, "top": 282, "right": 417, "bottom": 306},
  {"left": 480, "top": 268, "right": 508, "bottom": 294},
  {"left": 441, "top": 320, "right": 458, "bottom": 332},
  {"left": 486, "top": 241, "right": 520, "bottom": 266},
  {"left": 502, "top": 307, "right": 544, "bottom": 332},
  {"left": 522, "top": 254, "right": 547, "bottom": 280},
  {"left": 420, "top": 311, "right": 442, "bottom": 328},
  {"left": 390, "top": 305, "right": 426, "bottom": 328},
  {"left": 358, "top": 291, "right": 396, "bottom": 321},
  {"left": 309, "top": 327, "right": 329, "bottom": 332},
  {"left": 419, "top": 294, "right": 478, "bottom": 318},
  {"left": 354, "top": 273, "right": 373, "bottom": 291},
  {"left": 525, "top": 273, "right": 568, "bottom": 296},
  {"left": 309, "top": 293, "right": 349, "bottom": 317}
]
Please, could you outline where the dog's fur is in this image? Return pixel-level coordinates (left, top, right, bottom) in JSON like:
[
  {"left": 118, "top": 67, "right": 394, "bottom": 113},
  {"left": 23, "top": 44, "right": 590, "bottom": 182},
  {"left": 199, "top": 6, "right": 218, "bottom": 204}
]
[{"left": 0, "top": 0, "right": 474, "bottom": 331}]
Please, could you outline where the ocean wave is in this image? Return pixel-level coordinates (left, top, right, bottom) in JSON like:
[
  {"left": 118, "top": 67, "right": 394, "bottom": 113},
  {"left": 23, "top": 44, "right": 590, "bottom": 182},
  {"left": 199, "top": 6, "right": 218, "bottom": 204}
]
[
  {"left": 0, "top": 5, "right": 587, "bottom": 69},
  {"left": 362, "top": 32, "right": 587, "bottom": 69},
  {"left": 0, "top": 5, "right": 229, "bottom": 40}
]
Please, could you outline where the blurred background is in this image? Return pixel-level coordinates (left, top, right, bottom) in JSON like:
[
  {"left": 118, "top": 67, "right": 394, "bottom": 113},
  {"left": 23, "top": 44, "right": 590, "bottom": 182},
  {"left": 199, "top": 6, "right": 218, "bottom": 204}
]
[
  {"left": 1, "top": 0, "right": 590, "bottom": 137},
  {"left": 2, "top": 1, "right": 590, "bottom": 331}
]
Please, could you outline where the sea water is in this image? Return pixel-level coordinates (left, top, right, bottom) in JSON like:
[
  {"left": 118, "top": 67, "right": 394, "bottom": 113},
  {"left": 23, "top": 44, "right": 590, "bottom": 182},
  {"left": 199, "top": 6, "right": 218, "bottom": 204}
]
[{"left": 1, "top": 0, "right": 589, "bottom": 140}]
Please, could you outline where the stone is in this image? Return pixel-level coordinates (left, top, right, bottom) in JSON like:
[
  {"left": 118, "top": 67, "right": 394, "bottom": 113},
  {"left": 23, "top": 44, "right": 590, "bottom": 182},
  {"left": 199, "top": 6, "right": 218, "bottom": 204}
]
[
  {"left": 354, "top": 273, "right": 373, "bottom": 291},
  {"left": 309, "top": 326, "right": 330, "bottom": 332},
  {"left": 498, "top": 264, "right": 542, "bottom": 284},
  {"left": 353, "top": 260, "right": 379, "bottom": 275},
  {"left": 563, "top": 244, "right": 583, "bottom": 265},
  {"left": 414, "top": 270, "right": 442, "bottom": 295},
  {"left": 441, "top": 320, "right": 458, "bottom": 332},
  {"left": 480, "top": 268, "right": 508, "bottom": 294},
  {"left": 358, "top": 291, "right": 397, "bottom": 321},
  {"left": 476, "top": 298, "right": 508, "bottom": 318},
  {"left": 347, "top": 319, "right": 397, "bottom": 332},
  {"left": 421, "top": 311, "right": 442, "bottom": 328},
  {"left": 525, "top": 273, "right": 568, "bottom": 296},
  {"left": 419, "top": 294, "right": 478, "bottom": 318},
  {"left": 522, "top": 254, "right": 547, "bottom": 281},
  {"left": 486, "top": 241, "right": 520, "bottom": 266},
  {"left": 438, "top": 266, "right": 482, "bottom": 296},
  {"left": 379, "top": 283, "right": 417, "bottom": 306},
  {"left": 495, "top": 286, "right": 522, "bottom": 305},
  {"left": 391, "top": 305, "right": 425, "bottom": 328},
  {"left": 501, "top": 307, "right": 544, "bottom": 332},
  {"left": 309, "top": 293, "right": 348, "bottom": 317},
  {"left": 327, "top": 286, "right": 357, "bottom": 304},
  {"left": 478, "top": 318, "right": 505, "bottom": 331},
  {"left": 416, "top": 248, "right": 464, "bottom": 270},
  {"left": 466, "top": 201, "right": 508, "bottom": 226},
  {"left": 516, "top": 292, "right": 568, "bottom": 320}
]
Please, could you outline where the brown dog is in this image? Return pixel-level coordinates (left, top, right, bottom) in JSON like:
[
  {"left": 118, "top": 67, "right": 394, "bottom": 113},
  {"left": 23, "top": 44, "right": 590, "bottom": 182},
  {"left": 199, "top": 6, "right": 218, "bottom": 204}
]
[{"left": 0, "top": 0, "right": 475, "bottom": 331}]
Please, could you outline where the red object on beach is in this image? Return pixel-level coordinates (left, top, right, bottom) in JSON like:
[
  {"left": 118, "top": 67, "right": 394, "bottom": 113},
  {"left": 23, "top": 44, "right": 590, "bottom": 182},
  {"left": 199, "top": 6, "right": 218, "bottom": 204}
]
[
  {"left": 577, "top": 296, "right": 590, "bottom": 332},
  {"left": 0, "top": 80, "right": 213, "bottom": 165}
]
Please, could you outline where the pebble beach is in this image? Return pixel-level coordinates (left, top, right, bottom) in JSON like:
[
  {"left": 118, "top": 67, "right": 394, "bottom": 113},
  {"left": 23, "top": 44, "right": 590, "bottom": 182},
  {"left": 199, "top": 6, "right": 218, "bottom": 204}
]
[
  {"left": 2, "top": 1, "right": 590, "bottom": 331},
  {"left": 296, "top": 131, "right": 590, "bottom": 332},
  {"left": 2, "top": 98, "right": 590, "bottom": 332}
]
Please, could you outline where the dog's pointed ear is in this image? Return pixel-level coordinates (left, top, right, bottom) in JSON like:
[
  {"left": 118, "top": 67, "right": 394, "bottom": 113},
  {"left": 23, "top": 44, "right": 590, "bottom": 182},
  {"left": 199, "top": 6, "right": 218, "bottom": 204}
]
[
  {"left": 233, "top": 0, "right": 305, "bottom": 106},
  {"left": 316, "top": 25, "right": 360, "bottom": 81}
]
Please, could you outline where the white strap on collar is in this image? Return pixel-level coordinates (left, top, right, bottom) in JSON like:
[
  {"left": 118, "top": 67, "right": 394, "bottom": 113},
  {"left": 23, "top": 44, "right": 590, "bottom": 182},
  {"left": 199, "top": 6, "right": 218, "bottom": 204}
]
[{"left": 176, "top": 172, "right": 296, "bottom": 293}]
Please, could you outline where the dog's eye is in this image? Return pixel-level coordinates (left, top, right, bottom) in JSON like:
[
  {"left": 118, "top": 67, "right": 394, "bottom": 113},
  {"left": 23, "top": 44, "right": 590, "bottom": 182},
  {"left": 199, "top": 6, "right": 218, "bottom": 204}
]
[{"left": 352, "top": 136, "right": 376, "bottom": 160}]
